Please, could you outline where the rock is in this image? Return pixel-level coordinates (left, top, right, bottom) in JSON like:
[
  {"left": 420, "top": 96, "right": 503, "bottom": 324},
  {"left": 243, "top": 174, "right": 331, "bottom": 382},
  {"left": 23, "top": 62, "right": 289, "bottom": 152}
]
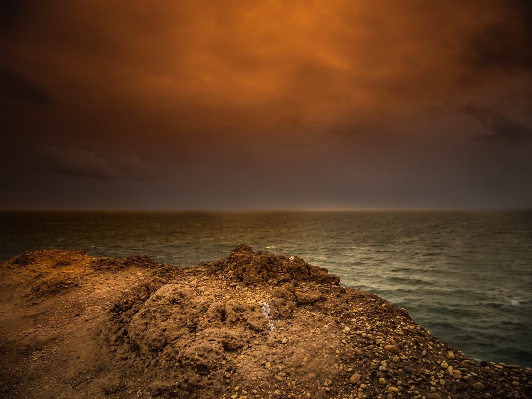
[
  {"left": 472, "top": 382, "right": 485, "bottom": 390},
  {"left": 384, "top": 344, "right": 399, "bottom": 354},
  {"left": 440, "top": 361, "right": 448, "bottom": 369},
  {"left": 148, "top": 381, "right": 174, "bottom": 396},
  {"left": 378, "top": 377, "right": 386, "bottom": 385},
  {"left": 447, "top": 351, "right": 455, "bottom": 359},
  {"left": 295, "top": 290, "right": 323, "bottom": 305},
  {"left": 220, "top": 244, "right": 340, "bottom": 285},
  {"left": 222, "top": 338, "right": 244, "bottom": 352},
  {"left": 349, "top": 373, "right": 361, "bottom": 384}
]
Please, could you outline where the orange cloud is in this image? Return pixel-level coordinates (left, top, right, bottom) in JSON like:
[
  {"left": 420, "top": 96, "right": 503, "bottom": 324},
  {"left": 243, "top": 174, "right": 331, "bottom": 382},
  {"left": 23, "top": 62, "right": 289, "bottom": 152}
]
[{"left": 1, "top": 1, "right": 531, "bottom": 209}]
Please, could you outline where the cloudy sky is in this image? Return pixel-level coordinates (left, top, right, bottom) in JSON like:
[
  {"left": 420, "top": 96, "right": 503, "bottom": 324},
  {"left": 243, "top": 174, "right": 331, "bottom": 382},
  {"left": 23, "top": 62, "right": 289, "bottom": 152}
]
[{"left": 1, "top": 0, "right": 531, "bottom": 210}]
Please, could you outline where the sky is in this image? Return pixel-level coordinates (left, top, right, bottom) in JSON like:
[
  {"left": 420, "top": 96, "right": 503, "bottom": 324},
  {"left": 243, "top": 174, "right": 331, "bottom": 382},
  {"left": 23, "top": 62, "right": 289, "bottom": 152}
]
[{"left": 1, "top": 0, "right": 531, "bottom": 210}]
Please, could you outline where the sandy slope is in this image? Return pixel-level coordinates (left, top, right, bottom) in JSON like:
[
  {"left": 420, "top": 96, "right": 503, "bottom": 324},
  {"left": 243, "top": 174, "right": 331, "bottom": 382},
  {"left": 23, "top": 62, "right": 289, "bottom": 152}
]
[{"left": 1, "top": 245, "right": 530, "bottom": 399}]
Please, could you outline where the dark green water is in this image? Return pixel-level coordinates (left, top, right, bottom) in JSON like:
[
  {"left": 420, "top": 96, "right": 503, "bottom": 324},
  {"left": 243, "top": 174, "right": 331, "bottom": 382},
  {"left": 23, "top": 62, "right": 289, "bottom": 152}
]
[{"left": 1, "top": 210, "right": 531, "bottom": 367}]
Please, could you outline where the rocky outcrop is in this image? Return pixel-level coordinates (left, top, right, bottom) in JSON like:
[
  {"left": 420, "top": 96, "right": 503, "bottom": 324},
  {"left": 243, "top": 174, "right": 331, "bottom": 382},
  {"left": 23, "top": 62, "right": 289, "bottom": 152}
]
[
  {"left": 1, "top": 246, "right": 531, "bottom": 399},
  {"left": 206, "top": 243, "right": 340, "bottom": 285}
]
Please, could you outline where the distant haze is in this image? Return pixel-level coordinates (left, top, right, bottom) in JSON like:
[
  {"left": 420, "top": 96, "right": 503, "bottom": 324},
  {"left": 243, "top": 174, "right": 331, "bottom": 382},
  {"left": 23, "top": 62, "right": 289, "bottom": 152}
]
[{"left": 1, "top": 0, "right": 531, "bottom": 210}]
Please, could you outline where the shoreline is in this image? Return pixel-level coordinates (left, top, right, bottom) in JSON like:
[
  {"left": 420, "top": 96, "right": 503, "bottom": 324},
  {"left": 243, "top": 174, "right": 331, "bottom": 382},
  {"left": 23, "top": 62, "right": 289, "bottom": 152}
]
[{"left": 1, "top": 245, "right": 530, "bottom": 398}]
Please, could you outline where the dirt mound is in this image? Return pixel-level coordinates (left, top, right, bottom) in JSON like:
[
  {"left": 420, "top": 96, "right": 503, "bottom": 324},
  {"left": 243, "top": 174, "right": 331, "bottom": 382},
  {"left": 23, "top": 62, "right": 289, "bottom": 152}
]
[
  {"left": 1, "top": 246, "right": 531, "bottom": 399},
  {"left": 4, "top": 249, "right": 86, "bottom": 268},
  {"left": 206, "top": 243, "right": 340, "bottom": 285},
  {"left": 91, "top": 254, "right": 160, "bottom": 271},
  {"left": 30, "top": 275, "right": 80, "bottom": 297},
  {"left": 106, "top": 274, "right": 275, "bottom": 397}
]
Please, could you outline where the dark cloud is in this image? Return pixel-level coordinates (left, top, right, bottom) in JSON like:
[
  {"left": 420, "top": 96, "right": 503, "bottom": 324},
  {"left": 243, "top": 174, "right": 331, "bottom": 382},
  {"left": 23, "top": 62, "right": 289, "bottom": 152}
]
[
  {"left": 462, "top": 104, "right": 532, "bottom": 144},
  {"left": 461, "top": 1, "right": 532, "bottom": 75},
  {"left": 120, "top": 154, "right": 156, "bottom": 180},
  {"left": 38, "top": 146, "right": 156, "bottom": 181},
  {"left": 40, "top": 146, "right": 118, "bottom": 179},
  {"left": 0, "top": 0, "right": 38, "bottom": 32},
  {"left": 0, "top": 68, "right": 54, "bottom": 105}
]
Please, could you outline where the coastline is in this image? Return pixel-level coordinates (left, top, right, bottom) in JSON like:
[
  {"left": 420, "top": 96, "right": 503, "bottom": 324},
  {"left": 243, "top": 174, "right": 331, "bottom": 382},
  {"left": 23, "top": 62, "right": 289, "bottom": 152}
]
[{"left": 1, "top": 245, "right": 530, "bottom": 398}]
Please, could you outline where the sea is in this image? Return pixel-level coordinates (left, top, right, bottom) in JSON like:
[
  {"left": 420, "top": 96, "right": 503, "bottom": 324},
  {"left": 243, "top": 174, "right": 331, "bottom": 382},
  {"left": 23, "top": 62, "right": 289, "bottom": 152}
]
[{"left": 1, "top": 210, "right": 531, "bottom": 368}]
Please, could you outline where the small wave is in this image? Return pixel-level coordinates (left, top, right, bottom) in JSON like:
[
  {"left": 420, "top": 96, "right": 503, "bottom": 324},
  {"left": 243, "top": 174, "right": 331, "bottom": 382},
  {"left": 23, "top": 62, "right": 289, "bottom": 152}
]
[
  {"left": 390, "top": 267, "right": 416, "bottom": 273},
  {"left": 386, "top": 276, "right": 434, "bottom": 286}
]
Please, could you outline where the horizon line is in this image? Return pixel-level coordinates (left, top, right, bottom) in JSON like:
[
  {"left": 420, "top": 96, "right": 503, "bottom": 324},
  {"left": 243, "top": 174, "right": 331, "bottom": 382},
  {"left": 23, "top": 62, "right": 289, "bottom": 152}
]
[{"left": 1, "top": 207, "right": 531, "bottom": 212}]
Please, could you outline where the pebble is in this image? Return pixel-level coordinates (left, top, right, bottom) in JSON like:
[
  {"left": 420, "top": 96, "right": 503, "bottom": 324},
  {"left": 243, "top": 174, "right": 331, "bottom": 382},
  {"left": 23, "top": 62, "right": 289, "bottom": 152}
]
[
  {"left": 447, "top": 351, "right": 455, "bottom": 359},
  {"left": 472, "top": 382, "right": 485, "bottom": 390},
  {"left": 427, "top": 394, "right": 442, "bottom": 399},
  {"left": 378, "top": 378, "right": 386, "bottom": 385},
  {"left": 349, "top": 373, "right": 361, "bottom": 384},
  {"left": 440, "top": 361, "right": 448, "bottom": 369},
  {"left": 384, "top": 345, "right": 399, "bottom": 354}
]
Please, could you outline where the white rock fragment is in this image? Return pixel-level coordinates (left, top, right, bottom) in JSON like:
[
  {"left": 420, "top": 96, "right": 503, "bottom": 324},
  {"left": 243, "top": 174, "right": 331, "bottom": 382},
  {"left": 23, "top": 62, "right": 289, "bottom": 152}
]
[{"left": 262, "top": 302, "right": 275, "bottom": 333}]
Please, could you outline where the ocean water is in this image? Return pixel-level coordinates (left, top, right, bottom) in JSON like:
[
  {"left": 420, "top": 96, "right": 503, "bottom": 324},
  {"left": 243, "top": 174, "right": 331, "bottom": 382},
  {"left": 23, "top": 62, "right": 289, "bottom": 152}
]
[{"left": 1, "top": 210, "right": 531, "bottom": 367}]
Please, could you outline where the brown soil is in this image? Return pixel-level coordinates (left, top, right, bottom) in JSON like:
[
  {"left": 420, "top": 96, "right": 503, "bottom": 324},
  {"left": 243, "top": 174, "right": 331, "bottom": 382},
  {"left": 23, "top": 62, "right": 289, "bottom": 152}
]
[{"left": 1, "top": 244, "right": 530, "bottom": 399}]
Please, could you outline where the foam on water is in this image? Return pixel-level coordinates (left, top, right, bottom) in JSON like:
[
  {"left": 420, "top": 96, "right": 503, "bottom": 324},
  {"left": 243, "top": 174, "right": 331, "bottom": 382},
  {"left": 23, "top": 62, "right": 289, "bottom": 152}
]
[{"left": 1, "top": 210, "right": 531, "bottom": 367}]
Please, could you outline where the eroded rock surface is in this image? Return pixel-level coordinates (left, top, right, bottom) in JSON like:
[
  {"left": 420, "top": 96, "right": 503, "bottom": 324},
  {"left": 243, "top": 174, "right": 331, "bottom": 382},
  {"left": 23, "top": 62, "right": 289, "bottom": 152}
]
[{"left": 1, "top": 246, "right": 531, "bottom": 399}]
